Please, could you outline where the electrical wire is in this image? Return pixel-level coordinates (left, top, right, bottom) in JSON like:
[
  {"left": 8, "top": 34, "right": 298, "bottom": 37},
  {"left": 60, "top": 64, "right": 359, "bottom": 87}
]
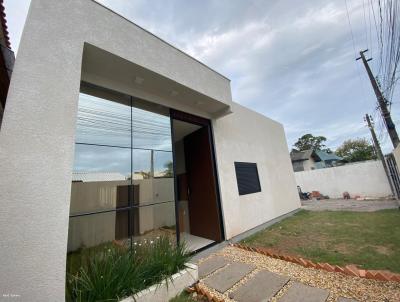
[{"left": 344, "top": 0, "right": 372, "bottom": 109}]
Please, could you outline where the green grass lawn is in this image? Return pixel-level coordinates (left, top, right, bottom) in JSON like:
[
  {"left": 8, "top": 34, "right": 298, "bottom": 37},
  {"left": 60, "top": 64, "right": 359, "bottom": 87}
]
[{"left": 242, "top": 209, "right": 400, "bottom": 273}]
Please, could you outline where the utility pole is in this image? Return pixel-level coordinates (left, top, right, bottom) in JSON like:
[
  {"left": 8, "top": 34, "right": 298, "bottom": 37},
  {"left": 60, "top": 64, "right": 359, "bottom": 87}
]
[
  {"left": 357, "top": 50, "right": 399, "bottom": 148},
  {"left": 150, "top": 149, "right": 154, "bottom": 178},
  {"left": 365, "top": 114, "right": 395, "bottom": 196}
]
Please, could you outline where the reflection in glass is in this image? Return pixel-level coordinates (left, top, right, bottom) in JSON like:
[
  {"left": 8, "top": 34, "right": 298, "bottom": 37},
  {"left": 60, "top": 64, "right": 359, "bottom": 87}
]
[
  {"left": 131, "top": 149, "right": 174, "bottom": 206},
  {"left": 70, "top": 144, "right": 131, "bottom": 215},
  {"left": 75, "top": 93, "right": 131, "bottom": 147},
  {"left": 132, "top": 106, "right": 172, "bottom": 151},
  {"left": 73, "top": 144, "right": 131, "bottom": 176},
  {"left": 67, "top": 203, "right": 177, "bottom": 252},
  {"left": 67, "top": 202, "right": 176, "bottom": 267},
  {"left": 132, "top": 149, "right": 173, "bottom": 178},
  {"left": 67, "top": 90, "right": 176, "bottom": 269}
]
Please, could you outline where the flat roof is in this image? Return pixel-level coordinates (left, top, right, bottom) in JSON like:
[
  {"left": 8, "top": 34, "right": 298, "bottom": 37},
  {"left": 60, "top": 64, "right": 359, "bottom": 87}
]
[{"left": 92, "top": 0, "right": 230, "bottom": 82}]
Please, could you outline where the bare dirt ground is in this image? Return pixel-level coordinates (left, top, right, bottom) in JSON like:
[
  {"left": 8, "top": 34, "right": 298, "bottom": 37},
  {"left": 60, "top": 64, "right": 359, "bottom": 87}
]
[{"left": 301, "top": 198, "right": 399, "bottom": 212}]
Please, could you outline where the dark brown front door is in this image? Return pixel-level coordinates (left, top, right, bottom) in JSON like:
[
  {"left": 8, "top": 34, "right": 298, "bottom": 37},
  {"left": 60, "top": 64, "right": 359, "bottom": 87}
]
[{"left": 184, "top": 127, "right": 222, "bottom": 242}]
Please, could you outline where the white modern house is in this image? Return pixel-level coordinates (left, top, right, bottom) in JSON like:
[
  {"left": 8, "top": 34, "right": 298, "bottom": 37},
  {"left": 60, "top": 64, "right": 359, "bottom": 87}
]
[{"left": 0, "top": 0, "right": 300, "bottom": 300}]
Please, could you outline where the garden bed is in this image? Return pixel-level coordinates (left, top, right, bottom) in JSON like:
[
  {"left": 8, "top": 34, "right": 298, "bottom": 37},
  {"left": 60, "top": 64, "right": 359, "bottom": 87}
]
[
  {"left": 120, "top": 263, "right": 198, "bottom": 302},
  {"left": 66, "top": 236, "right": 193, "bottom": 302}
]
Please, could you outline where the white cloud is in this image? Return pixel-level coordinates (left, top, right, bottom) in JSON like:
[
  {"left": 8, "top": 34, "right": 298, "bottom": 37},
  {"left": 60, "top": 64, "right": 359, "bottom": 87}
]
[{"left": 4, "top": 0, "right": 396, "bottom": 153}]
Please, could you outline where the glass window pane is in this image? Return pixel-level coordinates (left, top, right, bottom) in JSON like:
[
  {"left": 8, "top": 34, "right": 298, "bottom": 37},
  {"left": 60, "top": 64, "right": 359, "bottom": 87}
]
[
  {"left": 132, "top": 149, "right": 174, "bottom": 206},
  {"left": 154, "top": 151, "right": 173, "bottom": 178},
  {"left": 69, "top": 89, "right": 178, "bottom": 275},
  {"left": 66, "top": 203, "right": 177, "bottom": 273},
  {"left": 67, "top": 210, "right": 130, "bottom": 275},
  {"left": 132, "top": 106, "right": 172, "bottom": 151},
  {"left": 76, "top": 93, "right": 131, "bottom": 147},
  {"left": 132, "top": 149, "right": 151, "bottom": 179},
  {"left": 134, "top": 202, "right": 176, "bottom": 243},
  {"left": 71, "top": 144, "right": 131, "bottom": 214},
  {"left": 131, "top": 150, "right": 175, "bottom": 178}
]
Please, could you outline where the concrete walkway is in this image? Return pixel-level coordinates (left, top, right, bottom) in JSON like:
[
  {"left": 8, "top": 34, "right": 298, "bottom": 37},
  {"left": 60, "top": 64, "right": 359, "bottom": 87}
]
[
  {"left": 198, "top": 255, "right": 356, "bottom": 302},
  {"left": 301, "top": 198, "right": 399, "bottom": 212}
]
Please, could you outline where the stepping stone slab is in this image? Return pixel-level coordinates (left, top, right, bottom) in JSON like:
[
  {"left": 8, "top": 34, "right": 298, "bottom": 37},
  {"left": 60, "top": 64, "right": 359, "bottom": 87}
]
[
  {"left": 229, "top": 270, "right": 290, "bottom": 302},
  {"left": 279, "top": 282, "right": 329, "bottom": 302},
  {"left": 338, "top": 298, "right": 358, "bottom": 302},
  {"left": 199, "top": 256, "right": 230, "bottom": 278},
  {"left": 203, "top": 262, "right": 255, "bottom": 293}
]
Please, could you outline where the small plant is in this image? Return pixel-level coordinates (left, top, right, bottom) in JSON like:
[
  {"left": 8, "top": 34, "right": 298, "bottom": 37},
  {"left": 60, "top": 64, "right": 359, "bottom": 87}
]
[{"left": 66, "top": 236, "right": 190, "bottom": 302}]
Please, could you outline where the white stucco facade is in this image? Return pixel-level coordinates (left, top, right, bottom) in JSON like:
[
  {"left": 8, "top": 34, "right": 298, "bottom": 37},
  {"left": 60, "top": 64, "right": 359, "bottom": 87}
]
[
  {"left": 213, "top": 103, "right": 300, "bottom": 239},
  {"left": 0, "top": 0, "right": 299, "bottom": 300}
]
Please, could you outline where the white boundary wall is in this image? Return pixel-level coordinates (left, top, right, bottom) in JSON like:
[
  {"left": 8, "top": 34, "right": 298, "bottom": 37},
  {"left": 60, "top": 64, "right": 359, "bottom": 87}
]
[
  {"left": 295, "top": 160, "right": 392, "bottom": 198},
  {"left": 393, "top": 145, "right": 400, "bottom": 168}
]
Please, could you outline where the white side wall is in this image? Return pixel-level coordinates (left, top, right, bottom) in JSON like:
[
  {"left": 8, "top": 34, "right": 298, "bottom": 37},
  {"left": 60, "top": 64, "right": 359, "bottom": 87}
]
[
  {"left": 213, "top": 103, "right": 300, "bottom": 239},
  {"left": 295, "top": 160, "right": 392, "bottom": 198}
]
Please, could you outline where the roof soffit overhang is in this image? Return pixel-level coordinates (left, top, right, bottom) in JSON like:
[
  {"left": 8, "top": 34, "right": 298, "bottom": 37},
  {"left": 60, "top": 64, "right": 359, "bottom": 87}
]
[
  {"left": 22, "top": 0, "right": 233, "bottom": 118},
  {"left": 80, "top": 43, "right": 232, "bottom": 119}
]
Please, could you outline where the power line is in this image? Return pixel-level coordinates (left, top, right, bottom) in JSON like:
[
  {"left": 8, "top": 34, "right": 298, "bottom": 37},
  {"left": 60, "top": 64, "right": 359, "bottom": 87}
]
[
  {"left": 362, "top": 0, "right": 370, "bottom": 51},
  {"left": 357, "top": 49, "right": 400, "bottom": 147},
  {"left": 344, "top": 0, "right": 372, "bottom": 108}
]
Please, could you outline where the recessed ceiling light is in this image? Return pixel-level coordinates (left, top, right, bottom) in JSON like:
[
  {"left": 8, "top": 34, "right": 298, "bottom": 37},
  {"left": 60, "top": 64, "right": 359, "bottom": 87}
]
[{"left": 134, "top": 76, "right": 144, "bottom": 85}]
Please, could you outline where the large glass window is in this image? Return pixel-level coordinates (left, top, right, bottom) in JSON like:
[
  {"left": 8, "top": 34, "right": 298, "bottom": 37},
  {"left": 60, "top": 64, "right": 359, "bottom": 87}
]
[{"left": 67, "top": 91, "right": 176, "bottom": 273}]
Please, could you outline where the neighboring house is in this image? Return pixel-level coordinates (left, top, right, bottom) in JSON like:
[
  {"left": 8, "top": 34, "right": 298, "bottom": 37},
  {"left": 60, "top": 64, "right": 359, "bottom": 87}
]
[
  {"left": 0, "top": 1, "right": 300, "bottom": 300},
  {"left": 290, "top": 149, "right": 343, "bottom": 172},
  {"left": 314, "top": 150, "right": 343, "bottom": 168},
  {"left": 0, "top": 0, "right": 15, "bottom": 127}
]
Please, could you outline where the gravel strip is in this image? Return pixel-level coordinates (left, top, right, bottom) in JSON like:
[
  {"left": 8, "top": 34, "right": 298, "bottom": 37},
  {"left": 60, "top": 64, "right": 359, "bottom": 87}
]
[
  {"left": 270, "top": 280, "right": 294, "bottom": 302},
  {"left": 198, "top": 246, "right": 400, "bottom": 302},
  {"left": 225, "top": 267, "right": 261, "bottom": 296}
]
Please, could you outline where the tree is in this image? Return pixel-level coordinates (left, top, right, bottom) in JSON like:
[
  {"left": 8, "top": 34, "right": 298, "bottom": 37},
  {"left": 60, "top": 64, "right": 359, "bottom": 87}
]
[
  {"left": 293, "top": 134, "right": 330, "bottom": 152},
  {"left": 335, "top": 138, "right": 376, "bottom": 163},
  {"left": 163, "top": 161, "right": 173, "bottom": 177}
]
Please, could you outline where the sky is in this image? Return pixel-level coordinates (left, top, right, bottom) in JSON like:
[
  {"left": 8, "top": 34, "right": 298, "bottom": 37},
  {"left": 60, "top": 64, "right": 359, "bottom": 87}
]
[{"left": 4, "top": 0, "right": 400, "bottom": 153}]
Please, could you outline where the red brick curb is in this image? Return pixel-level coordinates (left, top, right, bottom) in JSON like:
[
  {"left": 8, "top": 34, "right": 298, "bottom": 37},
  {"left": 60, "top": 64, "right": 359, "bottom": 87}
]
[
  {"left": 187, "top": 283, "right": 226, "bottom": 302},
  {"left": 233, "top": 243, "right": 400, "bottom": 283}
]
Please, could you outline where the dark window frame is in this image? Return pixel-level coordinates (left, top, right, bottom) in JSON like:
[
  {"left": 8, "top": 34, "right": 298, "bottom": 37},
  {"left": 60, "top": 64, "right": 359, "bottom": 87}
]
[
  {"left": 234, "top": 162, "right": 261, "bottom": 196},
  {"left": 170, "top": 108, "right": 226, "bottom": 245},
  {"left": 69, "top": 87, "right": 176, "bottom": 254}
]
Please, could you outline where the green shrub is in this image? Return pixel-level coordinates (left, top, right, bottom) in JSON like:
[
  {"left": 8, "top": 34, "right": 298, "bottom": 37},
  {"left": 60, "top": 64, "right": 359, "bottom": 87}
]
[{"left": 66, "top": 237, "right": 190, "bottom": 302}]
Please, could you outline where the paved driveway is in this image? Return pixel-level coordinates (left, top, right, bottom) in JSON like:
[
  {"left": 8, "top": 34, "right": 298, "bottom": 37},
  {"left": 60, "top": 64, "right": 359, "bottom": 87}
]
[{"left": 301, "top": 198, "right": 399, "bottom": 212}]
